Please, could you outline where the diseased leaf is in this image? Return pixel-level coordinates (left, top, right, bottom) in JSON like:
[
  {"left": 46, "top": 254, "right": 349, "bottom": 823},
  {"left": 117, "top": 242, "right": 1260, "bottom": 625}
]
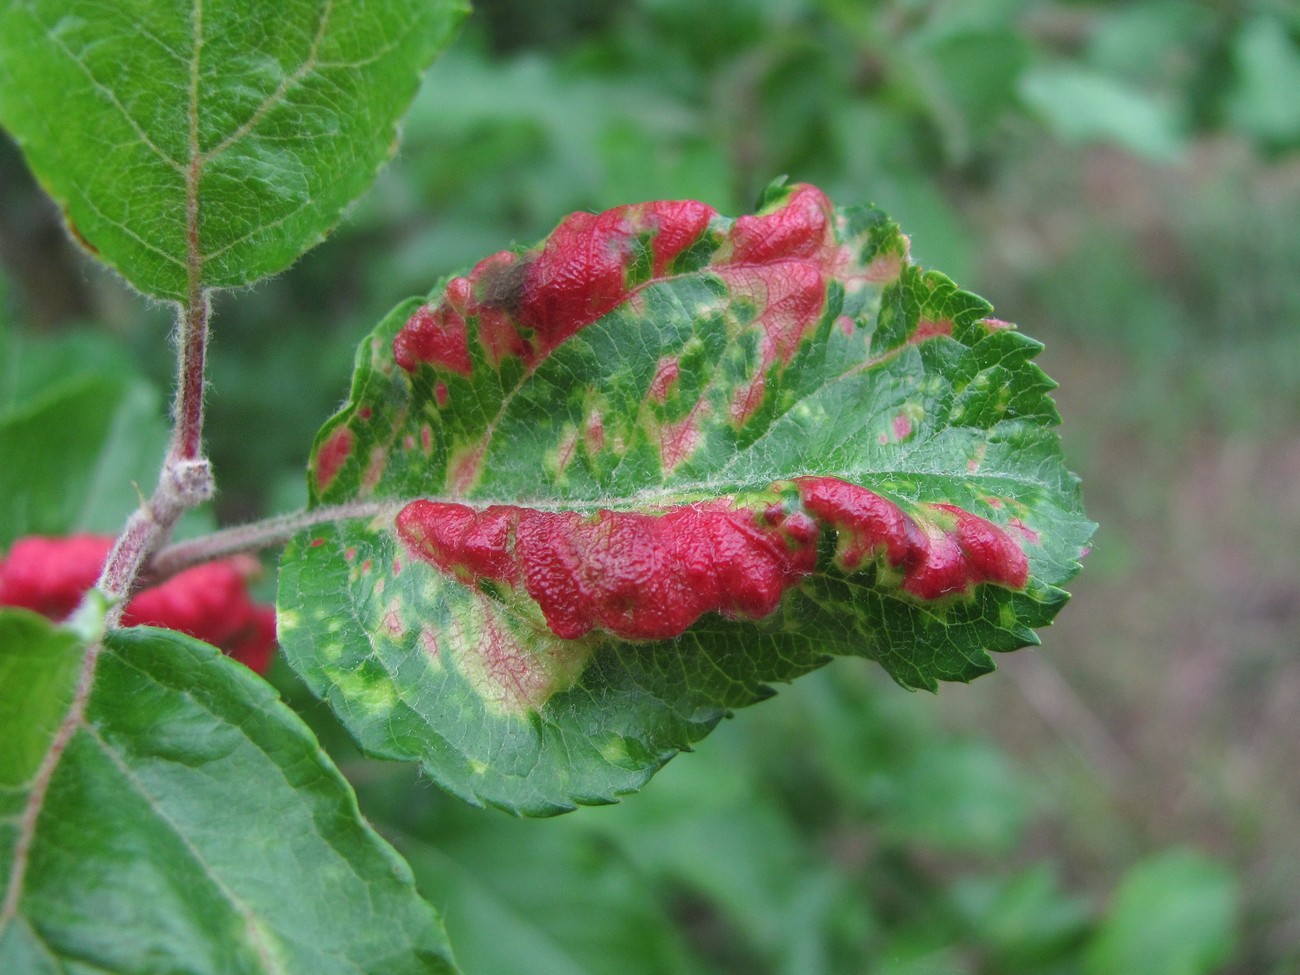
[
  {"left": 279, "top": 181, "right": 1093, "bottom": 814},
  {"left": 0, "top": 0, "right": 467, "bottom": 300},
  {"left": 0, "top": 611, "right": 457, "bottom": 974}
]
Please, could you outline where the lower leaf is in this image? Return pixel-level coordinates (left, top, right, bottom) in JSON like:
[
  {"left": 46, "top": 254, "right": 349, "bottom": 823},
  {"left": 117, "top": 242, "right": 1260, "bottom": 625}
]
[{"left": 0, "top": 611, "right": 457, "bottom": 974}]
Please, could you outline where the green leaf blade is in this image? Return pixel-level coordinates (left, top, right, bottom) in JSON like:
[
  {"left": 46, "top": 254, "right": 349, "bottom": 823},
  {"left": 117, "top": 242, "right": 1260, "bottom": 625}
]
[
  {"left": 0, "top": 0, "right": 468, "bottom": 300},
  {"left": 281, "top": 182, "right": 1093, "bottom": 813},
  {"left": 0, "top": 374, "right": 167, "bottom": 548},
  {"left": 0, "top": 611, "right": 458, "bottom": 974}
]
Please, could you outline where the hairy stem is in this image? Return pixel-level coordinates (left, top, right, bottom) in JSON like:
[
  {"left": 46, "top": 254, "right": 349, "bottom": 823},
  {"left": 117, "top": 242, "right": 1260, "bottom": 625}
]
[
  {"left": 88, "top": 297, "right": 215, "bottom": 629},
  {"left": 148, "top": 501, "right": 393, "bottom": 580}
]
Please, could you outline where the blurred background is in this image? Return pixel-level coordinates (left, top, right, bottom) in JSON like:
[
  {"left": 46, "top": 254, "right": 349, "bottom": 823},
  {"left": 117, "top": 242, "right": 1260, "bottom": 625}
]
[{"left": 2, "top": 1, "right": 1298, "bottom": 972}]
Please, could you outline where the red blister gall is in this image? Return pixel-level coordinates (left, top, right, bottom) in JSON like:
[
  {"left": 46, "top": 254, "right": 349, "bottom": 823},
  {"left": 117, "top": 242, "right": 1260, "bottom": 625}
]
[
  {"left": 0, "top": 534, "right": 278, "bottom": 673},
  {"left": 397, "top": 477, "right": 1031, "bottom": 643}
]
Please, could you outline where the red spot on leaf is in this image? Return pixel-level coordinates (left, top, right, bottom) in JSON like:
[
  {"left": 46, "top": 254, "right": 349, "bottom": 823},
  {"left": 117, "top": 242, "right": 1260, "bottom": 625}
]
[
  {"left": 796, "top": 477, "right": 923, "bottom": 571},
  {"left": 555, "top": 429, "right": 579, "bottom": 475},
  {"left": 730, "top": 373, "right": 766, "bottom": 425},
  {"left": 358, "top": 406, "right": 373, "bottom": 421},
  {"left": 315, "top": 427, "right": 353, "bottom": 492},
  {"left": 390, "top": 186, "right": 851, "bottom": 396},
  {"left": 648, "top": 357, "right": 680, "bottom": 403},
  {"left": 434, "top": 381, "right": 449, "bottom": 408},
  {"left": 794, "top": 478, "right": 1029, "bottom": 599},
  {"left": 397, "top": 499, "right": 817, "bottom": 641},
  {"left": 420, "top": 424, "right": 433, "bottom": 455},
  {"left": 584, "top": 409, "right": 605, "bottom": 454},
  {"left": 475, "top": 600, "right": 573, "bottom": 712},
  {"left": 714, "top": 186, "right": 837, "bottom": 416},
  {"left": 722, "top": 263, "right": 827, "bottom": 371},
  {"left": 448, "top": 443, "right": 486, "bottom": 496},
  {"left": 1009, "top": 518, "right": 1040, "bottom": 544},
  {"left": 911, "top": 504, "right": 1030, "bottom": 596},
  {"left": 892, "top": 413, "right": 912, "bottom": 441},
  {"left": 979, "top": 317, "right": 1014, "bottom": 331},
  {"left": 393, "top": 201, "right": 716, "bottom": 374},
  {"left": 396, "top": 477, "right": 1032, "bottom": 644},
  {"left": 383, "top": 609, "right": 403, "bottom": 636},
  {"left": 660, "top": 402, "right": 706, "bottom": 472},
  {"left": 362, "top": 446, "right": 387, "bottom": 492},
  {"left": 471, "top": 253, "right": 532, "bottom": 365},
  {"left": 722, "top": 184, "right": 834, "bottom": 266},
  {"left": 913, "top": 318, "right": 953, "bottom": 342},
  {"left": 645, "top": 199, "right": 715, "bottom": 274},
  {"left": 420, "top": 628, "right": 440, "bottom": 660},
  {"left": 863, "top": 252, "right": 903, "bottom": 284},
  {"left": 309, "top": 537, "right": 326, "bottom": 548},
  {"left": 519, "top": 200, "right": 712, "bottom": 357},
  {"left": 393, "top": 298, "right": 472, "bottom": 375}
]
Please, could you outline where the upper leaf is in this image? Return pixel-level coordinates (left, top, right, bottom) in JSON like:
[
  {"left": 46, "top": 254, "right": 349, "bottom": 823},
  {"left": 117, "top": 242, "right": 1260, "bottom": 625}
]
[
  {"left": 0, "top": 610, "right": 457, "bottom": 974},
  {"left": 0, "top": 0, "right": 467, "bottom": 300},
  {"left": 278, "top": 181, "right": 1093, "bottom": 814}
]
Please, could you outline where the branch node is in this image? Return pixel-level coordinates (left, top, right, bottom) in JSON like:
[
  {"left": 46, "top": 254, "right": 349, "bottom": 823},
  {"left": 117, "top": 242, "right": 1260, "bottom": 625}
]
[{"left": 164, "top": 457, "right": 215, "bottom": 508}]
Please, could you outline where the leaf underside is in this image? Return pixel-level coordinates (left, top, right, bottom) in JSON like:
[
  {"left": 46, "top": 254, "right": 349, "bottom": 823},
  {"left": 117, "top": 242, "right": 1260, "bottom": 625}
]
[
  {"left": 0, "top": 0, "right": 467, "bottom": 300},
  {"left": 0, "top": 612, "right": 457, "bottom": 974},
  {"left": 279, "top": 181, "right": 1093, "bottom": 815}
]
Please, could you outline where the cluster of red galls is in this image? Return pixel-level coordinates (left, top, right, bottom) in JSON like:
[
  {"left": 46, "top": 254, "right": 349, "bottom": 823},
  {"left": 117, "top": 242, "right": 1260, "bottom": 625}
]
[{"left": 0, "top": 535, "right": 276, "bottom": 674}]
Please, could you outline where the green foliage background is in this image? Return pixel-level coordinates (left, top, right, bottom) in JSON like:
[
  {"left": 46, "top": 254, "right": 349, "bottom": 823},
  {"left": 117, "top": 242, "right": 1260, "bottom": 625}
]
[{"left": 3, "top": 1, "right": 1298, "bottom": 972}]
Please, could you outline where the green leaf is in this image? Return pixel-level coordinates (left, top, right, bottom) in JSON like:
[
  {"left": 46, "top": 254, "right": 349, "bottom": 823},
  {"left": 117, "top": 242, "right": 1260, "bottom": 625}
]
[
  {"left": 1084, "top": 850, "right": 1239, "bottom": 975},
  {"left": 1226, "top": 15, "right": 1300, "bottom": 147},
  {"left": 0, "top": 0, "right": 467, "bottom": 301},
  {"left": 392, "top": 810, "right": 710, "bottom": 975},
  {"left": 0, "top": 611, "right": 457, "bottom": 974},
  {"left": 912, "top": 29, "right": 1032, "bottom": 162},
  {"left": 1019, "top": 64, "right": 1187, "bottom": 161},
  {"left": 279, "top": 181, "right": 1092, "bottom": 814},
  {"left": 0, "top": 374, "right": 167, "bottom": 548}
]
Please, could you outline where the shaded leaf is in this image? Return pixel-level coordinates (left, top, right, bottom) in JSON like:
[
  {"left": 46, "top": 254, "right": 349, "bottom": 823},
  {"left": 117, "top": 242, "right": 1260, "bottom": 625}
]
[
  {"left": 393, "top": 811, "right": 710, "bottom": 975},
  {"left": 1019, "top": 64, "right": 1186, "bottom": 161},
  {"left": 0, "top": 0, "right": 467, "bottom": 300},
  {"left": 1226, "top": 15, "right": 1300, "bottom": 147},
  {"left": 0, "top": 374, "right": 166, "bottom": 548},
  {"left": 1085, "top": 850, "right": 1239, "bottom": 975},
  {"left": 0, "top": 611, "right": 457, "bottom": 974},
  {"left": 279, "top": 181, "right": 1092, "bottom": 813}
]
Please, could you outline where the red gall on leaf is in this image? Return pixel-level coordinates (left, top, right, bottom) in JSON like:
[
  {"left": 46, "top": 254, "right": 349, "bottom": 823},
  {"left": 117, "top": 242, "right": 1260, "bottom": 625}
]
[
  {"left": 393, "top": 200, "right": 716, "bottom": 374},
  {"left": 396, "top": 476, "right": 1028, "bottom": 643},
  {"left": 0, "top": 535, "right": 277, "bottom": 673},
  {"left": 391, "top": 185, "right": 845, "bottom": 391}
]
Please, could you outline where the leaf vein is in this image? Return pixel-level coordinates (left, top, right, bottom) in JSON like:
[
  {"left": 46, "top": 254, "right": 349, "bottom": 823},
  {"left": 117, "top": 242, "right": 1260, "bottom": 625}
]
[
  {"left": 199, "top": 0, "right": 334, "bottom": 163},
  {"left": 79, "top": 721, "right": 290, "bottom": 975},
  {"left": 32, "top": 12, "right": 185, "bottom": 173}
]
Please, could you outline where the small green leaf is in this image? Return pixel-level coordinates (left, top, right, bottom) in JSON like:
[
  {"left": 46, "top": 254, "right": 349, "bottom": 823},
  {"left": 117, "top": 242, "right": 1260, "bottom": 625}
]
[
  {"left": 1085, "top": 850, "right": 1239, "bottom": 975},
  {"left": 0, "top": 0, "right": 467, "bottom": 300},
  {"left": 0, "top": 374, "right": 166, "bottom": 548},
  {"left": 0, "top": 611, "right": 457, "bottom": 974},
  {"left": 1226, "top": 16, "right": 1300, "bottom": 146},
  {"left": 280, "top": 182, "right": 1092, "bottom": 814},
  {"left": 394, "top": 811, "right": 709, "bottom": 975},
  {"left": 1019, "top": 64, "right": 1186, "bottom": 161}
]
